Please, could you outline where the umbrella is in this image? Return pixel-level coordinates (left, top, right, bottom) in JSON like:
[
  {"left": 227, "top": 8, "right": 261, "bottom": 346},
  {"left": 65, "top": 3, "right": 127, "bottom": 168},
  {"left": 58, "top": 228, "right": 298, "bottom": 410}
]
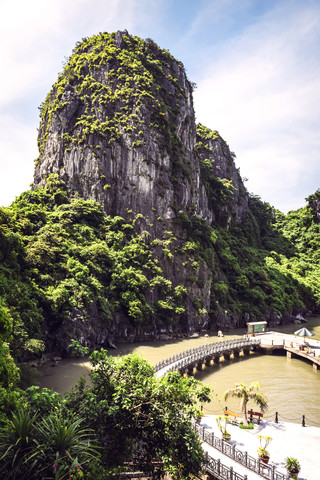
[
  {"left": 294, "top": 327, "right": 315, "bottom": 344},
  {"left": 294, "top": 327, "right": 315, "bottom": 337}
]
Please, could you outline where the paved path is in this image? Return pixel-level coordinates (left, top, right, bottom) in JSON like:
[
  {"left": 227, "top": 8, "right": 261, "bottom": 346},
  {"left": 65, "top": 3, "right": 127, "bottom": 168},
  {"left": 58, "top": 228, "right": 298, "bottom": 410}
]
[
  {"left": 154, "top": 331, "right": 320, "bottom": 478},
  {"left": 200, "top": 415, "right": 320, "bottom": 480},
  {"left": 259, "top": 331, "right": 320, "bottom": 352},
  {"left": 258, "top": 331, "right": 320, "bottom": 370}
]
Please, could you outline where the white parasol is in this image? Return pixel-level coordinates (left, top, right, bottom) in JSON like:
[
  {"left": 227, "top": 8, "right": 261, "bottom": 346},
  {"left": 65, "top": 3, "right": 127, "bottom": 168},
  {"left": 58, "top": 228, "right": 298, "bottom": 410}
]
[{"left": 294, "top": 327, "right": 315, "bottom": 343}]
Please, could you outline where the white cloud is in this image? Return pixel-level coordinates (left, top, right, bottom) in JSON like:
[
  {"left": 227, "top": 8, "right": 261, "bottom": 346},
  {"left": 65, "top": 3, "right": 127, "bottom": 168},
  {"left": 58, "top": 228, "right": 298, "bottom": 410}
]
[
  {"left": 0, "top": 0, "right": 125, "bottom": 106},
  {"left": 194, "top": 2, "right": 320, "bottom": 212},
  {"left": 0, "top": 0, "right": 160, "bottom": 206},
  {"left": 0, "top": 0, "right": 319, "bottom": 212},
  {"left": 0, "top": 115, "right": 38, "bottom": 206}
]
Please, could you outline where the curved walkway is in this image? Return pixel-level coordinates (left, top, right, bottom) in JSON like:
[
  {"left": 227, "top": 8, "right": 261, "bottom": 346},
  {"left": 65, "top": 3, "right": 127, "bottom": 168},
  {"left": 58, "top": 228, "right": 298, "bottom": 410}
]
[
  {"left": 199, "top": 415, "right": 320, "bottom": 480},
  {"left": 154, "top": 337, "right": 261, "bottom": 377}
]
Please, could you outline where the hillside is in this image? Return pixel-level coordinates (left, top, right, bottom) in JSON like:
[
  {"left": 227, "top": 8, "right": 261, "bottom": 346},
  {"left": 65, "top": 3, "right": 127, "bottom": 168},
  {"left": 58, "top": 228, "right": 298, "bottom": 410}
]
[{"left": 0, "top": 31, "right": 319, "bottom": 377}]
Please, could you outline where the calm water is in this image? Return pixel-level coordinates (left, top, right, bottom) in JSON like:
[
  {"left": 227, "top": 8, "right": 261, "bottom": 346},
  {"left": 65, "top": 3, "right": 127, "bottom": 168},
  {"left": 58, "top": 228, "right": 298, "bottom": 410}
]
[{"left": 38, "top": 317, "right": 320, "bottom": 427}]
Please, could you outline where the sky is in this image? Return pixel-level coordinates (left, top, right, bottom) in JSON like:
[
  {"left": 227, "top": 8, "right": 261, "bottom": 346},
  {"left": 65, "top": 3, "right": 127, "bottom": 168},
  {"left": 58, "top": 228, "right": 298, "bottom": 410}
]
[{"left": 0, "top": 0, "right": 319, "bottom": 213}]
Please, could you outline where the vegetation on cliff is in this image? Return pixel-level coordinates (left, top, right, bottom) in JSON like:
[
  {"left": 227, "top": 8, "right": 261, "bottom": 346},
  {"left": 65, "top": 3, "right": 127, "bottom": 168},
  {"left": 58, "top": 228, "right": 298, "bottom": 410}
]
[
  {"left": 0, "top": 175, "right": 319, "bottom": 387},
  {"left": 0, "top": 175, "right": 192, "bottom": 365},
  {"left": 1, "top": 29, "right": 320, "bottom": 478},
  {"left": 36, "top": 31, "right": 193, "bottom": 182}
]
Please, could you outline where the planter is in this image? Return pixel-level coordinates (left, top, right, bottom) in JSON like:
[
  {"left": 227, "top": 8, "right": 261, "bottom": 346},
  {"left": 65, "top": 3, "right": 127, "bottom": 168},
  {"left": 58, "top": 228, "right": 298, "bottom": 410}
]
[
  {"left": 223, "top": 434, "right": 231, "bottom": 443},
  {"left": 288, "top": 469, "right": 299, "bottom": 479},
  {"left": 259, "top": 455, "right": 270, "bottom": 465},
  {"left": 285, "top": 456, "right": 300, "bottom": 478}
]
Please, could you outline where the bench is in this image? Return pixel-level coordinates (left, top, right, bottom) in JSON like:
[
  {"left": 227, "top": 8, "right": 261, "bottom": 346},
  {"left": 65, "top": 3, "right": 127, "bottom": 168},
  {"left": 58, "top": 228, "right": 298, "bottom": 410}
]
[
  {"left": 248, "top": 409, "right": 263, "bottom": 424},
  {"left": 224, "top": 410, "right": 239, "bottom": 424}
]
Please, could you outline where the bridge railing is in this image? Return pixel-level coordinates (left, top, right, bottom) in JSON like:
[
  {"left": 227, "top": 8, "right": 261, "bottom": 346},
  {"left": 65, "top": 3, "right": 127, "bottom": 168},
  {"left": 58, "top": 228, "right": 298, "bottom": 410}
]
[
  {"left": 154, "top": 337, "right": 261, "bottom": 374},
  {"left": 195, "top": 423, "right": 290, "bottom": 480}
]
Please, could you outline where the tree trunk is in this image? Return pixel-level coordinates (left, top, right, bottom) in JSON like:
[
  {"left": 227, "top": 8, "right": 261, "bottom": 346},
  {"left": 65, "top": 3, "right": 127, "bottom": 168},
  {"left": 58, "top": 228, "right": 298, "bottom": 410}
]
[{"left": 242, "top": 400, "right": 248, "bottom": 425}]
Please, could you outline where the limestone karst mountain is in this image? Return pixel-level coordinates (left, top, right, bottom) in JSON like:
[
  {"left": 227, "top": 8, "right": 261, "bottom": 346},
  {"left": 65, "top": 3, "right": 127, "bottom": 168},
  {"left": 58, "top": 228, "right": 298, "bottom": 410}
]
[
  {"left": 1, "top": 30, "right": 316, "bottom": 354},
  {"left": 34, "top": 30, "right": 247, "bottom": 229},
  {"left": 32, "top": 30, "right": 251, "bottom": 346}
]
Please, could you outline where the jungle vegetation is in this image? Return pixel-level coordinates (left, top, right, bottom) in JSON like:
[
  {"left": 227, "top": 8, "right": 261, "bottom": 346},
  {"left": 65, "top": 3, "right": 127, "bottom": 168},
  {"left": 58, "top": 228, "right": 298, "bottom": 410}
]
[
  {"left": 0, "top": 176, "right": 319, "bottom": 477},
  {"left": 1, "top": 29, "right": 320, "bottom": 478},
  {"left": 0, "top": 348, "right": 211, "bottom": 479}
]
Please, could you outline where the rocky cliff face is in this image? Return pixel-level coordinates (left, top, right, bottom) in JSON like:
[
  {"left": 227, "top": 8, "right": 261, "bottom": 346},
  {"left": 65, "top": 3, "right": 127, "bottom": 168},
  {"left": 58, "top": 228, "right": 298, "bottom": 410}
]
[
  {"left": 32, "top": 31, "right": 251, "bottom": 347},
  {"left": 34, "top": 31, "right": 247, "bottom": 230}
]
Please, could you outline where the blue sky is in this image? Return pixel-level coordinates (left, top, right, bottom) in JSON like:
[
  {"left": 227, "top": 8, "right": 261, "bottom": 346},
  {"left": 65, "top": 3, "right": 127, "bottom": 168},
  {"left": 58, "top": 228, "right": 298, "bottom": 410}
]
[{"left": 1, "top": 0, "right": 319, "bottom": 213}]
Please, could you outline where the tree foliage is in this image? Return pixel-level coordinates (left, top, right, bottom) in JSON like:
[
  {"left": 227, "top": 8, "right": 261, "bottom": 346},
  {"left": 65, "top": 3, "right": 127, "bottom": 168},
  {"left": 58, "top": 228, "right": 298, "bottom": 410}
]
[
  {"left": 0, "top": 352, "right": 211, "bottom": 479},
  {"left": 223, "top": 381, "right": 268, "bottom": 426},
  {"left": 65, "top": 350, "right": 211, "bottom": 478}
]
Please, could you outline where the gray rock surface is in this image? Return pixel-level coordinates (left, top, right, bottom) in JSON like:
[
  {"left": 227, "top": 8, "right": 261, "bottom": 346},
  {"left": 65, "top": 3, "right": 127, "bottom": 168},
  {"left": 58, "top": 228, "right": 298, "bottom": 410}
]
[{"left": 32, "top": 31, "right": 274, "bottom": 350}]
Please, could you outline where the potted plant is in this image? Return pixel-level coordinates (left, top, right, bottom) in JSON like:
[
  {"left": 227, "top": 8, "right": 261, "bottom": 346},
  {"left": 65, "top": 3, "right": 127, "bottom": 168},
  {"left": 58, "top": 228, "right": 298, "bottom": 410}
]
[
  {"left": 194, "top": 406, "right": 204, "bottom": 424},
  {"left": 216, "top": 416, "right": 231, "bottom": 442},
  {"left": 257, "top": 435, "right": 272, "bottom": 464},
  {"left": 285, "top": 457, "right": 300, "bottom": 479}
]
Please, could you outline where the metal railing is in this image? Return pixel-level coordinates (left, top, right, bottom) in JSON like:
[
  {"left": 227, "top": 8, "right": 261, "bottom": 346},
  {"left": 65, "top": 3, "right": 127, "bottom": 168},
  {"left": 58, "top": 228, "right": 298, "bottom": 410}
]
[
  {"left": 204, "top": 454, "right": 248, "bottom": 480},
  {"left": 195, "top": 424, "right": 290, "bottom": 480},
  {"left": 154, "top": 337, "right": 261, "bottom": 375}
]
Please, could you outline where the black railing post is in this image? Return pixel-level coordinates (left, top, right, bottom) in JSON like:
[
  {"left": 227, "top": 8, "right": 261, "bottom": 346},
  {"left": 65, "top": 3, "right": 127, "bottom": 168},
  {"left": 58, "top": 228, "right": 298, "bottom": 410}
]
[
  {"left": 248, "top": 408, "right": 253, "bottom": 423},
  {"left": 302, "top": 415, "right": 305, "bottom": 427},
  {"left": 275, "top": 411, "right": 278, "bottom": 423}
]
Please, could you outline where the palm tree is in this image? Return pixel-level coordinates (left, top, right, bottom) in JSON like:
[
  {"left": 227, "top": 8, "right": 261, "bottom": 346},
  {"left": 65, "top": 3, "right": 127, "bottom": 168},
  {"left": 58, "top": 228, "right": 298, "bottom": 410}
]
[
  {"left": 0, "top": 408, "right": 38, "bottom": 480},
  {"left": 33, "top": 414, "right": 99, "bottom": 478},
  {"left": 0, "top": 410, "right": 99, "bottom": 480},
  {"left": 223, "top": 382, "right": 268, "bottom": 425}
]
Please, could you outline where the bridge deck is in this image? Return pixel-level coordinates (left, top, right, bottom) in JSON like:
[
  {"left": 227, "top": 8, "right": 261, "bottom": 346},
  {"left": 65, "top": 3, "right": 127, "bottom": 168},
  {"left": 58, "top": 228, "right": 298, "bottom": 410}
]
[{"left": 259, "top": 331, "right": 320, "bottom": 368}]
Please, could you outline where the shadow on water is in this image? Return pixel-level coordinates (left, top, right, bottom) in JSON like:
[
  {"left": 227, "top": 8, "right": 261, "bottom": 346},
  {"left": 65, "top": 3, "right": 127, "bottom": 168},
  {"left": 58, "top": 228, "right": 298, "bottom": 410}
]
[{"left": 109, "top": 328, "right": 247, "bottom": 355}]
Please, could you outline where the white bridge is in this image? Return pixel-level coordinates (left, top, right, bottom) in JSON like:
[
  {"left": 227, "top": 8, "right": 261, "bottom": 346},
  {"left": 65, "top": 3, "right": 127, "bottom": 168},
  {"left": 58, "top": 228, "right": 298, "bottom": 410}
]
[
  {"left": 154, "top": 337, "right": 261, "bottom": 377},
  {"left": 154, "top": 331, "right": 320, "bottom": 480},
  {"left": 155, "top": 331, "right": 320, "bottom": 377}
]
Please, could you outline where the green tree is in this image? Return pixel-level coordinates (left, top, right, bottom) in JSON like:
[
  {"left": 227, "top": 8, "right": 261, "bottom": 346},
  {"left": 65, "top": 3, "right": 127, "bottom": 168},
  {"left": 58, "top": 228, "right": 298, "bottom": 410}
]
[
  {"left": 0, "top": 409, "right": 38, "bottom": 479},
  {"left": 65, "top": 350, "right": 211, "bottom": 479},
  {"left": 223, "top": 382, "right": 268, "bottom": 426},
  {"left": 0, "top": 408, "right": 99, "bottom": 480}
]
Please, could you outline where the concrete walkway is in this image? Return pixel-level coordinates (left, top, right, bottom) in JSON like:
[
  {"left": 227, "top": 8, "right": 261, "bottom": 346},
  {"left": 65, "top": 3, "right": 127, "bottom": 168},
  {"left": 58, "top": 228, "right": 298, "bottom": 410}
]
[
  {"left": 258, "top": 330, "right": 320, "bottom": 352},
  {"left": 258, "top": 331, "right": 320, "bottom": 370},
  {"left": 199, "top": 415, "right": 320, "bottom": 480}
]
